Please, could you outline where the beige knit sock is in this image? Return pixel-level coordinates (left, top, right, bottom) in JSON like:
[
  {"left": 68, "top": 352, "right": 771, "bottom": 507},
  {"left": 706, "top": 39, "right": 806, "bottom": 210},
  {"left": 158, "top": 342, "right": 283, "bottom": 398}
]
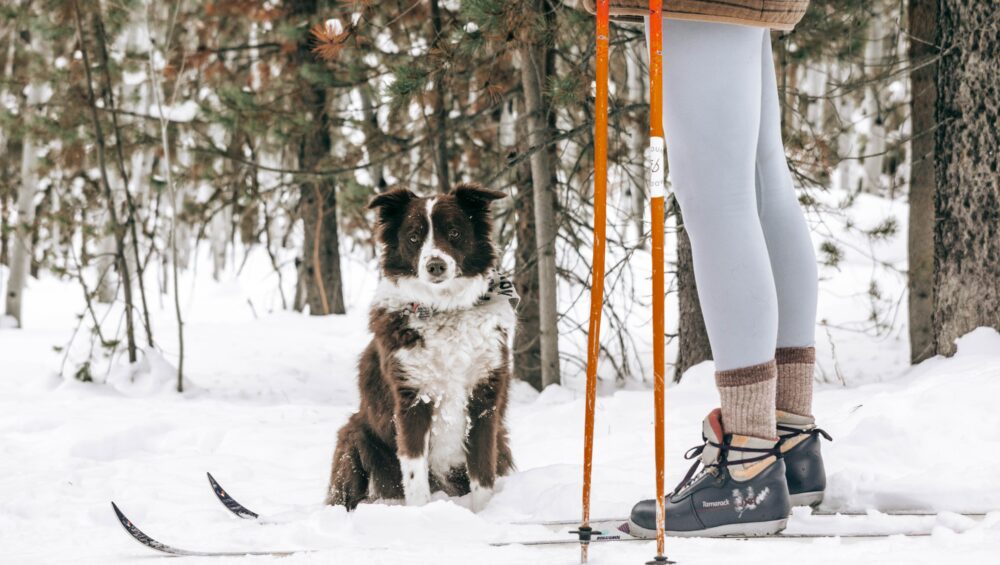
[
  {"left": 716, "top": 360, "right": 777, "bottom": 440},
  {"left": 775, "top": 347, "right": 815, "bottom": 418}
]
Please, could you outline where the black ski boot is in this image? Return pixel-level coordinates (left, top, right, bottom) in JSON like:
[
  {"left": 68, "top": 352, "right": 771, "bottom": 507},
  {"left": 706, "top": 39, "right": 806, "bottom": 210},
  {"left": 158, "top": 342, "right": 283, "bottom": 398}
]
[
  {"left": 777, "top": 411, "right": 832, "bottom": 508},
  {"left": 628, "top": 409, "right": 791, "bottom": 538}
]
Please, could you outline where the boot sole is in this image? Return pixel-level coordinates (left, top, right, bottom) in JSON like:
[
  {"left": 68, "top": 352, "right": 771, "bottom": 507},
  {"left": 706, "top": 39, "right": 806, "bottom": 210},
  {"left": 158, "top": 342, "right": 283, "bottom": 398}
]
[
  {"left": 626, "top": 517, "right": 788, "bottom": 539},
  {"left": 789, "top": 491, "right": 824, "bottom": 508}
]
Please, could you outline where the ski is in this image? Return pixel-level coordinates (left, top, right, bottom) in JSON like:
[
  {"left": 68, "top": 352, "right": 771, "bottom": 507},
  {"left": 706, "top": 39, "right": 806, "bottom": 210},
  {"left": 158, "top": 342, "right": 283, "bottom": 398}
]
[
  {"left": 491, "top": 531, "right": 935, "bottom": 546},
  {"left": 113, "top": 500, "right": 940, "bottom": 558},
  {"left": 205, "top": 471, "right": 990, "bottom": 529},
  {"left": 111, "top": 501, "right": 308, "bottom": 557},
  {"left": 207, "top": 472, "right": 259, "bottom": 519},
  {"left": 513, "top": 510, "right": 988, "bottom": 528}
]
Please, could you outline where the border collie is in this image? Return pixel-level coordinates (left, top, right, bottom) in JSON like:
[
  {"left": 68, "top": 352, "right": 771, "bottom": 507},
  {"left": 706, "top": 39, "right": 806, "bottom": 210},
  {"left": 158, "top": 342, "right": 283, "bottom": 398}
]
[{"left": 326, "top": 184, "right": 516, "bottom": 511}]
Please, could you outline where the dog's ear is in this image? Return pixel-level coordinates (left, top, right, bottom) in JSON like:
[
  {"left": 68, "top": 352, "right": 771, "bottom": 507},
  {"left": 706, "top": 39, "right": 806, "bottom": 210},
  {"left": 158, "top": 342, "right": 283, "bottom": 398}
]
[
  {"left": 452, "top": 183, "right": 505, "bottom": 211},
  {"left": 368, "top": 188, "right": 416, "bottom": 223}
]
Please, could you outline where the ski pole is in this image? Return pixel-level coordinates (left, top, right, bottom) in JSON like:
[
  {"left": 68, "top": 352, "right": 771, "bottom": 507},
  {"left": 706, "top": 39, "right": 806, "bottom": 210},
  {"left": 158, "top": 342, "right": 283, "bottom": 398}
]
[
  {"left": 576, "top": 1, "right": 610, "bottom": 563},
  {"left": 647, "top": 1, "right": 672, "bottom": 564}
]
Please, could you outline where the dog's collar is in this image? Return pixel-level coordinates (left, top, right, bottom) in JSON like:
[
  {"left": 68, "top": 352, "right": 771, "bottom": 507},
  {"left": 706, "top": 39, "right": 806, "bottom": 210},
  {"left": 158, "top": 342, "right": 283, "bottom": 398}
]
[{"left": 408, "top": 271, "right": 518, "bottom": 320}]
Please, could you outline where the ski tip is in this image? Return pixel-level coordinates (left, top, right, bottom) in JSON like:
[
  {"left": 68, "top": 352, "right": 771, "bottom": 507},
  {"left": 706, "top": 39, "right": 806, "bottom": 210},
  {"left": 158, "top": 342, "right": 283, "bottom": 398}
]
[{"left": 206, "top": 471, "right": 259, "bottom": 519}]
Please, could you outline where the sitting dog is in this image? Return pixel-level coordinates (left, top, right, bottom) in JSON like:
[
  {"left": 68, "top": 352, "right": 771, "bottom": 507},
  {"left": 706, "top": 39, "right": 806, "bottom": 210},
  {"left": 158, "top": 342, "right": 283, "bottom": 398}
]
[{"left": 326, "top": 184, "right": 516, "bottom": 511}]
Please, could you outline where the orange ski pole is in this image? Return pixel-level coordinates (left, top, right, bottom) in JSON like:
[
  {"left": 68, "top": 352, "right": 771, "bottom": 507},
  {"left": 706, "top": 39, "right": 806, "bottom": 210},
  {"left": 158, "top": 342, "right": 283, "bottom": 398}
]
[
  {"left": 575, "top": 1, "right": 609, "bottom": 563},
  {"left": 648, "top": 1, "right": 672, "bottom": 564}
]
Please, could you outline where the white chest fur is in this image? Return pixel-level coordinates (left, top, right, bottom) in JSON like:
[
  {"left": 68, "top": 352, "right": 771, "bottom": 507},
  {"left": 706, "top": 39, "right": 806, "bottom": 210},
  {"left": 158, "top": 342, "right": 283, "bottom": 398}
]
[{"left": 393, "top": 301, "right": 513, "bottom": 479}]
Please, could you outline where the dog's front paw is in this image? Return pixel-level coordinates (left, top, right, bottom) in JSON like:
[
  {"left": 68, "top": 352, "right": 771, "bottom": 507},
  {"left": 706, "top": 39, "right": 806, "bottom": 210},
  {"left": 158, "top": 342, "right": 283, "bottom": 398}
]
[
  {"left": 400, "top": 455, "right": 432, "bottom": 506},
  {"left": 404, "top": 481, "right": 432, "bottom": 506},
  {"left": 469, "top": 480, "right": 493, "bottom": 512}
]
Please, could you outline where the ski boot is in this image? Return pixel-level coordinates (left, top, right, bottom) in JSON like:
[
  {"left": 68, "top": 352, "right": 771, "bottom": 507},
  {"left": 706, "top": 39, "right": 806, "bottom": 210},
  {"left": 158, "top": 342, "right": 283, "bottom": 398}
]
[
  {"left": 628, "top": 409, "right": 791, "bottom": 538},
  {"left": 777, "top": 410, "right": 832, "bottom": 508}
]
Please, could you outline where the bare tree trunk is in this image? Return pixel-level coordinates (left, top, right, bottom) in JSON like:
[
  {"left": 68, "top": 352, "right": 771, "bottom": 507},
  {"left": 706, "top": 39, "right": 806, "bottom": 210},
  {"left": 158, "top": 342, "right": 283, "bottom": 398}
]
[
  {"left": 518, "top": 0, "right": 560, "bottom": 388},
  {"left": 1, "top": 190, "right": 9, "bottom": 267},
  {"left": 0, "top": 20, "right": 18, "bottom": 269},
  {"left": 429, "top": 0, "right": 450, "bottom": 193},
  {"left": 513, "top": 139, "right": 543, "bottom": 390},
  {"left": 292, "top": 0, "right": 346, "bottom": 316},
  {"left": 907, "top": 0, "right": 937, "bottom": 363},
  {"left": 932, "top": 0, "right": 1000, "bottom": 356},
  {"left": 4, "top": 75, "right": 43, "bottom": 326},
  {"left": 301, "top": 182, "right": 346, "bottom": 315},
  {"left": 93, "top": 7, "right": 154, "bottom": 347},
  {"left": 674, "top": 209, "right": 712, "bottom": 380},
  {"left": 144, "top": 0, "right": 185, "bottom": 391},
  {"left": 359, "top": 84, "right": 386, "bottom": 191},
  {"left": 861, "top": 10, "right": 886, "bottom": 193},
  {"left": 624, "top": 40, "right": 647, "bottom": 247},
  {"left": 73, "top": 0, "right": 138, "bottom": 362}
]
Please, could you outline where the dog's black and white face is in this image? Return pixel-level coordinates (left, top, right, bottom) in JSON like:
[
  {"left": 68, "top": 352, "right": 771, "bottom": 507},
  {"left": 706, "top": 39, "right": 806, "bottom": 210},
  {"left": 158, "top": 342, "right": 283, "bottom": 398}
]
[{"left": 370, "top": 184, "right": 505, "bottom": 291}]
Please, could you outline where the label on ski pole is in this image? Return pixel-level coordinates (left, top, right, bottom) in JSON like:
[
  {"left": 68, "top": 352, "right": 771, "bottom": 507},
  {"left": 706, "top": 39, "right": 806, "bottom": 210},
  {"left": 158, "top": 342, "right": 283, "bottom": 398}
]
[{"left": 648, "top": 137, "right": 665, "bottom": 198}]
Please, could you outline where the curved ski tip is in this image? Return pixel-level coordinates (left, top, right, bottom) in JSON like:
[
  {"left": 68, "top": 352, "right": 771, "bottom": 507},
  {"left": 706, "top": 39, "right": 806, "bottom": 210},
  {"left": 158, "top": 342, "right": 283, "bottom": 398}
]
[{"left": 111, "top": 501, "right": 126, "bottom": 521}]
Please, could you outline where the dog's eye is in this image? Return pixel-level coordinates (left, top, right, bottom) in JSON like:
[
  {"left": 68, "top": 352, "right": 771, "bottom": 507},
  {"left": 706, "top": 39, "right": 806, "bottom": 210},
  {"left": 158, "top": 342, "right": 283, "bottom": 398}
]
[
  {"left": 448, "top": 229, "right": 459, "bottom": 240},
  {"left": 408, "top": 234, "right": 420, "bottom": 244}
]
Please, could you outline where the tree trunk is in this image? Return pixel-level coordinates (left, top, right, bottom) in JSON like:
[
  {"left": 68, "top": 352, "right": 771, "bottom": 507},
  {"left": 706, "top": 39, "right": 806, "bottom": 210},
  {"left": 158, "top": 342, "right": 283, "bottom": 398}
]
[
  {"left": 429, "top": 0, "right": 450, "bottom": 193},
  {"left": 293, "top": 0, "right": 346, "bottom": 316},
  {"left": 931, "top": 0, "right": 1000, "bottom": 356},
  {"left": 4, "top": 79, "right": 43, "bottom": 326},
  {"left": 300, "top": 181, "right": 346, "bottom": 315},
  {"left": 624, "top": 39, "right": 647, "bottom": 247},
  {"left": 73, "top": 0, "right": 138, "bottom": 361},
  {"left": 907, "top": 0, "right": 937, "bottom": 363},
  {"left": 513, "top": 141, "right": 543, "bottom": 390},
  {"left": 674, "top": 208, "right": 712, "bottom": 380},
  {"left": 861, "top": 11, "right": 886, "bottom": 193},
  {"left": 518, "top": 0, "right": 560, "bottom": 388}
]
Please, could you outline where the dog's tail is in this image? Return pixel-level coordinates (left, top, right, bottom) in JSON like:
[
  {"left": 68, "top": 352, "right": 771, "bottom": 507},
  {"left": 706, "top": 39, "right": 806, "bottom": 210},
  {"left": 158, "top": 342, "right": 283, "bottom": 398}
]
[{"left": 326, "top": 413, "right": 370, "bottom": 509}]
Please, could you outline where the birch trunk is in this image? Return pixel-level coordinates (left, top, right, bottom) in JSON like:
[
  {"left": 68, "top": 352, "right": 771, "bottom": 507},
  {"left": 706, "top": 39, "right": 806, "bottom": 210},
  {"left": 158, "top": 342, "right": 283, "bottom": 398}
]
[
  {"left": 624, "top": 40, "right": 647, "bottom": 246},
  {"left": 862, "top": 13, "right": 886, "bottom": 193},
  {"left": 4, "top": 80, "right": 44, "bottom": 326}
]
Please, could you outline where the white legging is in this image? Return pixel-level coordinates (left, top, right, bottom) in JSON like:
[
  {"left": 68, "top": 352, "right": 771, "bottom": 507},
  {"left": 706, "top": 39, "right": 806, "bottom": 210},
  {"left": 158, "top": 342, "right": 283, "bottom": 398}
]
[{"left": 649, "top": 19, "right": 818, "bottom": 371}]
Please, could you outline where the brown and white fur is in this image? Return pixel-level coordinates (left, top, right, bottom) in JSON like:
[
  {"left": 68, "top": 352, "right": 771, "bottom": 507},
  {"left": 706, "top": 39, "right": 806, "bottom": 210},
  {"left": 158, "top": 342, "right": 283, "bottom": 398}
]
[{"left": 326, "top": 184, "right": 514, "bottom": 512}]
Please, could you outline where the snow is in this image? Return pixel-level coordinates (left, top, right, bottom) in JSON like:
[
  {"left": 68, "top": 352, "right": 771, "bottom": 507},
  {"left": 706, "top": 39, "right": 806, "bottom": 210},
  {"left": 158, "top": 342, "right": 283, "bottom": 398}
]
[{"left": 2, "top": 196, "right": 999, "bottom": 564}]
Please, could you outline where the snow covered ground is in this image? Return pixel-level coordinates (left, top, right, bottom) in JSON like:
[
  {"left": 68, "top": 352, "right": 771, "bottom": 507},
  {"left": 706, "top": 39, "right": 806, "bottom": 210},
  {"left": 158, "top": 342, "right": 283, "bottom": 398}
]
[{"left": 2, "top": 191, "right": 999, "bottom": 564}]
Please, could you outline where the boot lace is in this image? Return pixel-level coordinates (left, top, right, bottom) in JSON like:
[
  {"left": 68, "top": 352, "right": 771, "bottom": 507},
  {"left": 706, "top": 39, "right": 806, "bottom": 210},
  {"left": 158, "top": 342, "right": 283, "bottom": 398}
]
[
  {"left": 776, "top": 424, "right": 833, "bottom": 445},
  {"left": 670, "top": 434, "right": 780, "bottom": 497}
]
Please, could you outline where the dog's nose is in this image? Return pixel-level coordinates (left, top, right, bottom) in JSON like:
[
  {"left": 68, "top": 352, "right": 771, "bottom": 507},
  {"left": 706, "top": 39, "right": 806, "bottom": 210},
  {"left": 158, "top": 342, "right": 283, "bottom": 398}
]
[{"left": 426, "top": 258, "right": 447, "bottom": 277}]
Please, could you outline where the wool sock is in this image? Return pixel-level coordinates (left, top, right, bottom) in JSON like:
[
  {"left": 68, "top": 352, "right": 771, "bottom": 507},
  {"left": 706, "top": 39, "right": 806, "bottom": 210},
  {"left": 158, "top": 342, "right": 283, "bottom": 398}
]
[
  {"left": 716, "top": 360, "right": 777, "bottom": 440},
  {"left": 775, "top": 347, "right": 815, "bottom": 418}
]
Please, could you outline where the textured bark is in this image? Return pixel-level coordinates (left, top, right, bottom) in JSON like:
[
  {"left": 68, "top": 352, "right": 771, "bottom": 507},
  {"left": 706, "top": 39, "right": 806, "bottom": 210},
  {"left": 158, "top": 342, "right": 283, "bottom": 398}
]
[
  {"left": 429, "top": 0, "right": 451, "bottom": 193},
  {"left": 518, "top": 0, "right": 560, "bottom": 387},
  {"left": 301, "top": 182, "right": 346, "bottom": 315},
  {"left": 293, "top": 0, "right": 346, "bottom": 316},
  {"left": 907, "top": 0, "right": 937, "bottom": 363},
  {"left": 513, "top": 150, "right": 543, "bottom": 390},
  {"left": 675, "top": 209, "right": 712, "bottom": 381},
  {"left": 932, "top": 0, "right": 1000, "bottom": 355}
]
